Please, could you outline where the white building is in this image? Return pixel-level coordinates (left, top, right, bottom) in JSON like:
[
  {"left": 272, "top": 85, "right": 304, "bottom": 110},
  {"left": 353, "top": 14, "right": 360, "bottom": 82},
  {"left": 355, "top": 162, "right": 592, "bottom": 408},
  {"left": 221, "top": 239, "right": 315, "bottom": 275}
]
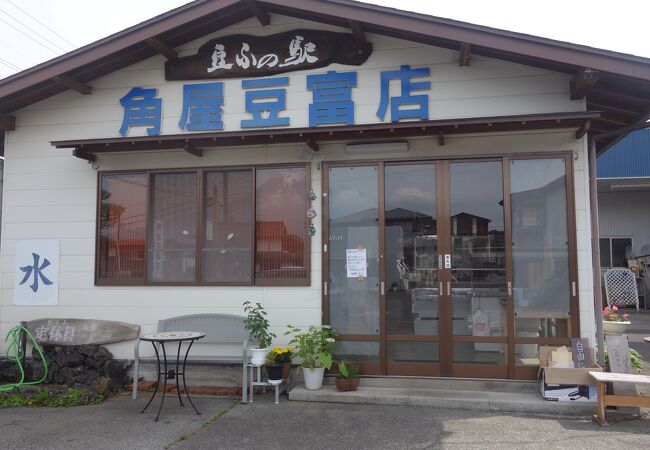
[{"left": 1, "top": 0, "right": 649, "bottom": 381}]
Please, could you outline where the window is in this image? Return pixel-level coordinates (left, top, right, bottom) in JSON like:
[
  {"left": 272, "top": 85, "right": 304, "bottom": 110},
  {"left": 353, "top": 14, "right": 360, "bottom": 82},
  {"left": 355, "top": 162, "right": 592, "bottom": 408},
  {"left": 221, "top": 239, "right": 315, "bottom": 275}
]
[
  {"left": 148, "top": 172, "right": 197, "bottom": 282},
  {"left": 600, "top": 237, "right": 632, "bottom": 268},
  {"left": 202, "top": 170, "right": 253, "bottom": 283},
  {"left": 98, "top": 173, "right": 147, "bottom": 282},
  {"left": 97, "top": 165, "right": 309, "bottom": 286},
  {"left": 255, "top": 167, "right": 308, "bottom": 283}
]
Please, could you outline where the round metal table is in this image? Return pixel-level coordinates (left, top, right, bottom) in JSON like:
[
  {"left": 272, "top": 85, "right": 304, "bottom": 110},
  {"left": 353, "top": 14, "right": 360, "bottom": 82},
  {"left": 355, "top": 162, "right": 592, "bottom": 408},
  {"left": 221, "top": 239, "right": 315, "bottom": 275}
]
[{"left": 139, "top": 331, "right": 205, "bottom": 421}]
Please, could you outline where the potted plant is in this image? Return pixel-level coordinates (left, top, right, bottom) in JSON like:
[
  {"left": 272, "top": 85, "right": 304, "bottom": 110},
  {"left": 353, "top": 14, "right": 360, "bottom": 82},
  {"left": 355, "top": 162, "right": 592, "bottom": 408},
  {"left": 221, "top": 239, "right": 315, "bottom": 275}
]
[
  {"left": 602, "top": 305, "right": 631, "bottom": 335},
  {"left": 243, "top": 301, "right": 276, "bottom": 365},
  {"left": 335, "top": 360, "right": 360, "bottom": 392},
  {"left": 285, "top": 324, "right": 336, "bottom": 390},
  {"left": 265, "top": 346, "right": 293, "bottom": 381}
]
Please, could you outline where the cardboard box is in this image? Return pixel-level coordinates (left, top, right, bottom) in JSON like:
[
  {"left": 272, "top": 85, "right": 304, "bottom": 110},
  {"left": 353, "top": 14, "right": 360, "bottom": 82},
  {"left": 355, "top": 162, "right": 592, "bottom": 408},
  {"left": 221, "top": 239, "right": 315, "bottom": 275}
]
[
  {"left": 540, "top": 383, "right": 598, "bottom": 402},
  {"left": 539, "top": 346, "right": 601, "bottom": 403}
]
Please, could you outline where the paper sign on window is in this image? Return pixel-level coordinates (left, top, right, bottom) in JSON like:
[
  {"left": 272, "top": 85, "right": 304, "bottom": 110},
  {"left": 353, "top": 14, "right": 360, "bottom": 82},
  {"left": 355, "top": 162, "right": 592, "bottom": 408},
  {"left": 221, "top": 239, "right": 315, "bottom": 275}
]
[{"left": 346, "top": 248, "right": 367, "bottom": 279}]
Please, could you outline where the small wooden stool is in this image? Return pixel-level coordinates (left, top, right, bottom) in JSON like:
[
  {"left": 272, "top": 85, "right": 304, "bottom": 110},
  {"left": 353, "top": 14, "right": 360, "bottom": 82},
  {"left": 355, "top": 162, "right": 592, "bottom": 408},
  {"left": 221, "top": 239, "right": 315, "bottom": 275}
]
[{"left": 589, "top": 371, "right": 650, "bottom": 426}]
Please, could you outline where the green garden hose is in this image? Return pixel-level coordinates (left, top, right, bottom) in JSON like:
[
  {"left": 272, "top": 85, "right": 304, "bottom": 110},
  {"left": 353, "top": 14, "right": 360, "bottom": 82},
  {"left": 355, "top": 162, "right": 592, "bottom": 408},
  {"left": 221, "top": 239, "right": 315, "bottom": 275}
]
[{"left": 0, "top": 324, "right": 48, "bottom": 392}]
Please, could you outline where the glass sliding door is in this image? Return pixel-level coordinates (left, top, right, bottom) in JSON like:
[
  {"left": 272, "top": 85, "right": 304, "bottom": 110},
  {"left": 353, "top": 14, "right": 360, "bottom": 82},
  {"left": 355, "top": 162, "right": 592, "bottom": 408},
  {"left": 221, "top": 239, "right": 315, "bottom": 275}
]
[
  {"left": 327, "top": 165, "right": 381, "bottom": 372},
  {"left": 448, "top": 161, "right": 508, "bottom": 377},
  {"left": 384, "top": 163, "right": 440, "bottom": 375},
  {"left": 324, "top": 155, "right": 578, "bottom": 379},
  {"left": 509, "top": 157, "right": 576, "bottom": 374}
]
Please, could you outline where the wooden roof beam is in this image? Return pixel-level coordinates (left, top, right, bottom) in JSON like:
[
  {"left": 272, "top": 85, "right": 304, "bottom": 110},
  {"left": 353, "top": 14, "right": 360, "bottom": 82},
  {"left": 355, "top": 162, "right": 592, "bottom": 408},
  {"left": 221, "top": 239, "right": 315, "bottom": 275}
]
[
  {"left": 0, "top": 113, "right": 15, "bottom": 131},
  {"left": 348, "top": 20, "right": 365, "bottom": 46},
  {"left": 587, "top": 102, "right": 640, "bottom": 117},
  {"left": 72, "top": 149, "right": 96, "bottom": 162},
  {"left": 305, "top": 137, "right": 319, "bottom": 152},
  {"left": 184, "top": 142, "right": 203, "bottom": 157},
  {"left": 244, "top": 0, "right": 270, "bottom": 26},
  {"left": 437, "top": 129, "right": 445, "bottom": 145},
  {"left": 575, "top": 120, "right": 590, "bottom": 139},
  {"left": 145, "top": 37, "right": 177, "bottom": 60},
  {"left": 459, "top": 43, "right": 471, "bottom": 67},
  {"left": 52, "top": 74, "right": 92, "bottom": 95},
  {"left": 570, "top": 68, "right": 599, "bottom": 100}
]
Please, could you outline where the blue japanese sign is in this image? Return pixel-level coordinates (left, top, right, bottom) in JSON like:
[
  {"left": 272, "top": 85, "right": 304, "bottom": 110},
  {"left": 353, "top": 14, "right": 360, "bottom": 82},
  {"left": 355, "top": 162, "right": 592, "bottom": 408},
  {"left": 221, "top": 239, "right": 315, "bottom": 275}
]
[
  {"left": 118, "top": 65, "right": 433, "bottom": 136},
  {"left": 14, "top": 240, "right": 60, "bottom": 306}
]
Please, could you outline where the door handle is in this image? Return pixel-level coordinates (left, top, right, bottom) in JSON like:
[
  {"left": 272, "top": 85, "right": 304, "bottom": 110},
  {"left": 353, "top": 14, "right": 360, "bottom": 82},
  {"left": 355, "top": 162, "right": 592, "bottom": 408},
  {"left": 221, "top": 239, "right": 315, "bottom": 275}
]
[
  {"left": 447, "top": 281, "right": 451, "bottom": 296},
  {"left": 507, "top": 281, "right": 512, "bottom": 296},
  {"left": 439, "top": 281, "right": 443, "bottom": 294},
  {"left": 380, "top": 281, "right": 385, "bottom": 296}
]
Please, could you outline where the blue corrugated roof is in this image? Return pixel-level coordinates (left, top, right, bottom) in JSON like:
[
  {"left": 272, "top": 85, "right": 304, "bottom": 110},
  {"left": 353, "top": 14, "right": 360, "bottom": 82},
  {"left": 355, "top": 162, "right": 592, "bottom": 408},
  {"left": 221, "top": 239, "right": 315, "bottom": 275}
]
[{"left": 597, "top": 129, "right": 650, "bottom": 178}]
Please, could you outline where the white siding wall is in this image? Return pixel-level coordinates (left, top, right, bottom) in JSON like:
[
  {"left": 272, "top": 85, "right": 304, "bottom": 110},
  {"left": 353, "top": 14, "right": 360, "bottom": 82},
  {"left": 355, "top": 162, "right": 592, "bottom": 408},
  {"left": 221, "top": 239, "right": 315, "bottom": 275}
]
[{"left": 0, "top": 14, "right": 594, "bottom": 358}]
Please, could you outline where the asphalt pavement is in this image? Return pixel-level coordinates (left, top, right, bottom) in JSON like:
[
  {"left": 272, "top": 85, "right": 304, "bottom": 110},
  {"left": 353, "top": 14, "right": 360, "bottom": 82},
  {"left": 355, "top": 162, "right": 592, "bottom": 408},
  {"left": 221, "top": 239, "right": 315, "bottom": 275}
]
[{"left": 1, "top": 392, "right": 648, "bottom": 449}]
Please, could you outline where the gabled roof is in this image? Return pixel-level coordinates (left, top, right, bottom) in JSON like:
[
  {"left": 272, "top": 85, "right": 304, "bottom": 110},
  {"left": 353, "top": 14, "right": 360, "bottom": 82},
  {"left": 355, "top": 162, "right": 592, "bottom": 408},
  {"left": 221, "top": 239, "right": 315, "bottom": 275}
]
[{"left": 1, "top": 0, "right": 649, "bottom": 153}]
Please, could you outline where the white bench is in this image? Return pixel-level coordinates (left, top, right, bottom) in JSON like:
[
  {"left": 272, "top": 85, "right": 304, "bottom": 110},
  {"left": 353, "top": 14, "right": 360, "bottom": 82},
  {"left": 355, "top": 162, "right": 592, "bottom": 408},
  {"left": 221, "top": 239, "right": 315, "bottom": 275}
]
[
  {"left": 132, "top": 314, "right": 250, "bottom": 403},
  {"left": 589, "top": 371, "right": 650, "bottom": 426}
]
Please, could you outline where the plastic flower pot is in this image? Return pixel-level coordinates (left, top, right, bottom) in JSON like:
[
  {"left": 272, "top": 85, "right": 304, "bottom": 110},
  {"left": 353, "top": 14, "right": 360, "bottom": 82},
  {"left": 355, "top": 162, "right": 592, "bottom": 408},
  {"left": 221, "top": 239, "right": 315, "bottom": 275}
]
[
  {"left": 302, "top": 367, "right": 325, "bottom": 390},
  {"left": 250, "top": 347, "right": 268, "bottom": 366},
  {"left": 266, "top": 364, "right": 284, "bottom": 381}
]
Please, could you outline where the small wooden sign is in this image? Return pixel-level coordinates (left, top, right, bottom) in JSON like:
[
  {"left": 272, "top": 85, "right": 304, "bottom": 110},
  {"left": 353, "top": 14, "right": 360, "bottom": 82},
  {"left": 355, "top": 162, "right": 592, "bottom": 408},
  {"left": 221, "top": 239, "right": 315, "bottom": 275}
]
[
  {"left": 571, "top": 337, "right": 593, "bottom": 368},
  {"left": 165, "top": 29, "right": 373, "bottom": 80},
  {"left": 24, "top": 318, "right": 139, "bottom": 346},
  {"left": 605, "top": 334, "right": 640, "bottom": 415}
]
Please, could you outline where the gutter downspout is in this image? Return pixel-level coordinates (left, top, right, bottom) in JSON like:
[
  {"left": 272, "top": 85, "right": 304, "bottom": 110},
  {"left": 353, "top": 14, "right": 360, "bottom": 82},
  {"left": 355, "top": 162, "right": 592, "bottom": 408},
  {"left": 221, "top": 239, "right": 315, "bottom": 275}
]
[{"left": 589, "top": 119, "right": 650, "bottom": 367}]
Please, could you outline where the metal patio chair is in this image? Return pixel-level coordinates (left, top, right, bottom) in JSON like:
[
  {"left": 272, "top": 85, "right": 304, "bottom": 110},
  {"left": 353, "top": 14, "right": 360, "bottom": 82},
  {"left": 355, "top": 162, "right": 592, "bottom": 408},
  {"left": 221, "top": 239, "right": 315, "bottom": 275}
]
[{"left": 603, "top": 268, "right": 640, "bottom": 311}]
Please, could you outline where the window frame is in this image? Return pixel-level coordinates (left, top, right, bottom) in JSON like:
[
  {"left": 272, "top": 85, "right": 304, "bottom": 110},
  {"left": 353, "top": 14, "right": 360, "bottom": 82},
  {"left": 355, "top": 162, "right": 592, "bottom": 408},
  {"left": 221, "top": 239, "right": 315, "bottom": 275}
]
[{"left": 95, "top": 163, "right": 311, "bottom": 287}]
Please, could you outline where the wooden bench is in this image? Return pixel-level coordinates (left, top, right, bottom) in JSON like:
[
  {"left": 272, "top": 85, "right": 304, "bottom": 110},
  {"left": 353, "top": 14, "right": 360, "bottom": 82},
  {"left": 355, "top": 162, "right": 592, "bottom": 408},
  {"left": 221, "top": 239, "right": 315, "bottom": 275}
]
[
  {"left": 132, "top": 314, "right": 250, "bottom": 403},
  {"left": 589, "top": 371, "right": 650, "bottom": 426}
]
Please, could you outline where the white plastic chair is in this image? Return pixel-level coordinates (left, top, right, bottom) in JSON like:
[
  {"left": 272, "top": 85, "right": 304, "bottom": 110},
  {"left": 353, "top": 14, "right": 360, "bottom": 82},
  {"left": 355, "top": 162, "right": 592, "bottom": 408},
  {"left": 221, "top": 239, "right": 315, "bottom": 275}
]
[{"left": 603, "top": 268, "right": 640, "bottom": 311}]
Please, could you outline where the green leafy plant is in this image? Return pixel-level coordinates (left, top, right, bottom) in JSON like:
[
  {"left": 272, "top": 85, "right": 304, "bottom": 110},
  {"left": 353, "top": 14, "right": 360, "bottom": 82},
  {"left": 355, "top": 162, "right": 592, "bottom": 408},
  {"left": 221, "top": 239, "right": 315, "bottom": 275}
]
[
  {"left": 243, "top": 301, "right": 275, "bottom": 348},
  {"left": 285, "top": 325, "right": 336, "bottom": 369},
  {"left": 337, "top": 360, "right": 360, "bottom": 379},
  {"left": 604, "top": 345, "right": 645, "bottom": 373}
]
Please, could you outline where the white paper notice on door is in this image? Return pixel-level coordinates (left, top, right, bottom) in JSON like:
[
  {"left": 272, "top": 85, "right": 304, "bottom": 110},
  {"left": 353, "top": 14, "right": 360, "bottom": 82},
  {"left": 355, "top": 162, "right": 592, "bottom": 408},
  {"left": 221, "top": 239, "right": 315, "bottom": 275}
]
[{"left": 346, "top": 248, "right": 367, "bottom": 278}]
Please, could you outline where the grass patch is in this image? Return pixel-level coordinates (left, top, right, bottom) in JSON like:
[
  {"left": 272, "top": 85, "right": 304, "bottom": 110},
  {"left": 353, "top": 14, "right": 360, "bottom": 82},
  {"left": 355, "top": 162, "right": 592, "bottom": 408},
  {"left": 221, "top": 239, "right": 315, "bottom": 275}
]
[
  {"left": 165, "top": 401, "right": 237, "bottom": 449},
  {"left": 0, "top": 387, "right": 105, "bottom": 408},
  {"left": 200, "top": 401, "right": 237, "bottom": 429}
]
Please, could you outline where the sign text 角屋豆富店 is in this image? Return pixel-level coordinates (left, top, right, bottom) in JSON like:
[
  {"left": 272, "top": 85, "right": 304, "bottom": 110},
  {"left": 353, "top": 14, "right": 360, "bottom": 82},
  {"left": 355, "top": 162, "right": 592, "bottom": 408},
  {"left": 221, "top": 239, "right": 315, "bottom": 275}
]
[{"left": 118, "top": 64, "right": 431, "bottom": 136}]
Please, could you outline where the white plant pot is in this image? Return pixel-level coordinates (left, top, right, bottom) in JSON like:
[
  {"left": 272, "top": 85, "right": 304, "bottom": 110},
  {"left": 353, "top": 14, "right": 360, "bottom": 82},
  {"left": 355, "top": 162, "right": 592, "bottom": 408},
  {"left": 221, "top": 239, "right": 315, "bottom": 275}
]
[
  {"left": 603, "top": 321, "right": 631, "bottom": 335},
  {"left": 250, "top": 347, "right": 268, "bottom": 366},
  {"left": 303, "top": 367, "right": 326, "bottom": 390}
]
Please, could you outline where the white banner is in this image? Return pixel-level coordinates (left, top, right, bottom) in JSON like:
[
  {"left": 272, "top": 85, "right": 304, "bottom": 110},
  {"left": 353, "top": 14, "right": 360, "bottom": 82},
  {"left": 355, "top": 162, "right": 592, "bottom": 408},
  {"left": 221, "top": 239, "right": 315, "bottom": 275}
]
[{"left": 14, "top": 240, "right": 60, "bottom": 306}]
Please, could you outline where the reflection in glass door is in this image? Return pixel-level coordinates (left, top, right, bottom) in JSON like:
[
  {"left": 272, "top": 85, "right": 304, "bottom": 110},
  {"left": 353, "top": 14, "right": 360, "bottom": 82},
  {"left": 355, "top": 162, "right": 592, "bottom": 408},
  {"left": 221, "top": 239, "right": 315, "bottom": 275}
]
[
  {"left": 325, "top": 156, "right": 578, "bottom": 379},
  {"left": 327, "top": 166, "right": 381, "bottom": 373},
  {"left": 448, "top": 161, "right": 508, "bottom": 378},
  {"left": 384, "top": 164, "right": 440, "bottom": 375}
]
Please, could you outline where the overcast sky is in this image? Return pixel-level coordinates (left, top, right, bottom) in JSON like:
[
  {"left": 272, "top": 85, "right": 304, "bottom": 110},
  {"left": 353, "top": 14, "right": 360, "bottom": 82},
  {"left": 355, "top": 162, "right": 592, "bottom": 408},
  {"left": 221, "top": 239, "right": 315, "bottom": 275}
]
[{"left": 0, "top": 0, "right": 648, "bottom": 80}]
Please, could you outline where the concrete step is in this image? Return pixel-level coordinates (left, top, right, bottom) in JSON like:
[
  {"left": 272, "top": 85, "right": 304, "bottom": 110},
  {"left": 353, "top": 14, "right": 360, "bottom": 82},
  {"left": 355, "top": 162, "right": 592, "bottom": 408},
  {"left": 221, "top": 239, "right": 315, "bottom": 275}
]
[
  {"left": 322, "top": 376, "right": 540, "bottom": 393},
  {"left": 289, "top": 385, "right": 596, "bottom": 417}
]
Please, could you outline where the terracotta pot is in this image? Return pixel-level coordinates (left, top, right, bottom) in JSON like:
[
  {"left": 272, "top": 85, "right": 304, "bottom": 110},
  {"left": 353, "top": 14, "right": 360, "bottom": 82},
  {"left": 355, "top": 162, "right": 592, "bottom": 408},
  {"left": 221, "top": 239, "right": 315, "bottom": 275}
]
[
  {"left": 282, "top": 362, "right": 292, "bottom": 379},
  {"left": 335, "top": 378, "right": 360, "bottom": 392},
  {"left": 602, "top": 320, "right": 631, "bottom": 335}
]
